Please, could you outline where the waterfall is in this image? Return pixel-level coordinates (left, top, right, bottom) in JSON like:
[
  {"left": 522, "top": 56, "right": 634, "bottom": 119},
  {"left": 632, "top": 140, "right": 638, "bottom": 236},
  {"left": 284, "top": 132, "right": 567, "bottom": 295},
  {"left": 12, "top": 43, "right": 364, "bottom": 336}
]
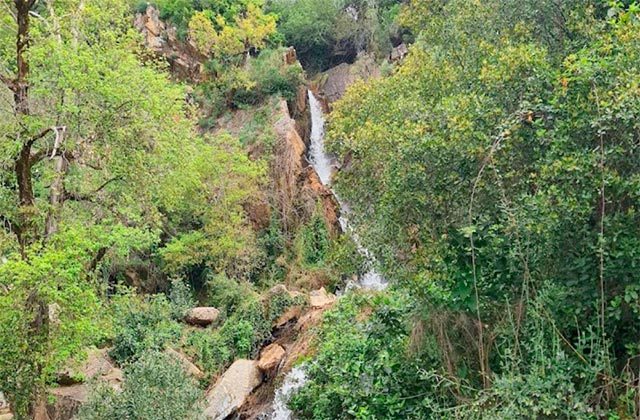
[
  {"left": 307, "top": 90, "right": 387, "bottom": 292},
  {"left": 267, "top": 91, "right": 388, "bottom": 420}
]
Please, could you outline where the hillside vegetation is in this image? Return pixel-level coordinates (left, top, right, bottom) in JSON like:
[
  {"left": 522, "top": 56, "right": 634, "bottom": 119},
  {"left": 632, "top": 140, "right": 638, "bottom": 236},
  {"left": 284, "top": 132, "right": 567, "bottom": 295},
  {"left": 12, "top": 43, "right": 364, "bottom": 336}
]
[{"left": 0, "top": 0, "right": 639, "bottom": 419}]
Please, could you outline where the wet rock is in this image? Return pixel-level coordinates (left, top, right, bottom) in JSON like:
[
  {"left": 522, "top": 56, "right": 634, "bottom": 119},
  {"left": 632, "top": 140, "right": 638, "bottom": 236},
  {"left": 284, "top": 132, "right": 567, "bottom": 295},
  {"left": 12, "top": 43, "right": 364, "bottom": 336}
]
[
  {"left": 300, "top": 167, "right": 340, "bottom": 235},
  {"left": 204, "top": 359, "right": 262, "bottom": 419},
  {"left": 185, "top": 307, "right": 220, "bottom": 326},
  {"left": 166, "top": 348, "right": 204, "bottom": 379},
  {"left": 258, "top": 344, "right": 286, "bottom": 373},
  {"left": 309, "top": 287, "right": 336, "bottom": 309}
]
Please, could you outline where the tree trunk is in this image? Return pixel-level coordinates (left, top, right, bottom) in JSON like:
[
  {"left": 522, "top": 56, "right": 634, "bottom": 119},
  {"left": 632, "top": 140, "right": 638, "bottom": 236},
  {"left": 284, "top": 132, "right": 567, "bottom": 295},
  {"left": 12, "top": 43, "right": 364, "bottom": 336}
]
[
  {"left": 15, "top": 0, "right": 31, "bottom": 116},
  {"left": 13, "top": 0, "right": 38, "bottom": 247}
]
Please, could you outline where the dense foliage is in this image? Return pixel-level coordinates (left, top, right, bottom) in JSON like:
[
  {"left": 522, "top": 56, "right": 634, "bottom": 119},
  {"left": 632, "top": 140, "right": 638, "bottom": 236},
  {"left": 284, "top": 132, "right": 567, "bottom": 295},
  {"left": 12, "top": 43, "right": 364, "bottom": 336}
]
[
  {"left": 294, "top": 0, "right": 640, "bottom": 417},
  {"left": 2, "top": 0, "right": 639, "bottom": 417}
]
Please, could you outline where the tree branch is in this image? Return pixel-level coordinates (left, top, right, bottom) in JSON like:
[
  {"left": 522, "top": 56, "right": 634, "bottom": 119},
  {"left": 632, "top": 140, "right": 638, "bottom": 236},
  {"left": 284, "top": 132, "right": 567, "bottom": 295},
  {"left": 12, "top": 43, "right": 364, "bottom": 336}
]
[
  {"left": 64, "top": 176, "right": 124, "bottom": 202},
  {"left": 25, "top": 127, "right": 53, "bottom": 149}
]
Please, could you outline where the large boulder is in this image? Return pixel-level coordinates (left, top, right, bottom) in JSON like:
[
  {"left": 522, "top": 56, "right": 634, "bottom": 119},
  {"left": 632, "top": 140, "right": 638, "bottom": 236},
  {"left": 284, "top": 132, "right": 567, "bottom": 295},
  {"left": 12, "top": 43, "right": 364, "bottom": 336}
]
[
  {"left": 44, "top": 361, "right": 123, "bottom": 420},
  {"left": 258, "top": 344, "right": 286, "bottom": 373},
  {"left": 185, "top": 307, "right": 220, "bottom": 326},
  {"left": 309, "top": 287, "right": 336, "bottom": 309},
  {"left": 204, "top": 359, "right": 262, "bottom": 419}
]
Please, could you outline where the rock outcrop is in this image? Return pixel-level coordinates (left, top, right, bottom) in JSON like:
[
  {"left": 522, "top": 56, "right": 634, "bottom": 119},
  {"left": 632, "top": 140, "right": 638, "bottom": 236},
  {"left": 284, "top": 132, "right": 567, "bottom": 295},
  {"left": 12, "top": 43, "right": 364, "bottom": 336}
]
[
  {"left": 309, "top": 287, "right": 337, "bottom": 309},
  {"left": 185, "top": 307, "right": 220, "bottom": 326},
  {"left": 42, "top": 351, "right": 123, "bottom": 420},
  {"left": 317, "top": 53, "right": 381, "bottom": 105},
  {"left": 134, "top": 6, "right": 204, "bottom": 80},
  {"left": 204, "top": 359, "right": 262, "bottom": 419},
  {"left": 273, "top": 99, "right": 308, "bottom": 231},
  {"left": 44, "top": 385, "right": 87, "bottom": 420}
]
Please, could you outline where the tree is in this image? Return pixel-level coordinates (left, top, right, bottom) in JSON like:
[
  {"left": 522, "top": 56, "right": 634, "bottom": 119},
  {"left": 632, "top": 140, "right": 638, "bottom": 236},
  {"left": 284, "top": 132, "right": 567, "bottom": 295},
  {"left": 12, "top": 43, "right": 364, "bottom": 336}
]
[
  {"left": 188, "top": 1, "right": 277, "bottom": 60},
  {"left": 0, "top": 0, "right": 258, "bottom": 415}
]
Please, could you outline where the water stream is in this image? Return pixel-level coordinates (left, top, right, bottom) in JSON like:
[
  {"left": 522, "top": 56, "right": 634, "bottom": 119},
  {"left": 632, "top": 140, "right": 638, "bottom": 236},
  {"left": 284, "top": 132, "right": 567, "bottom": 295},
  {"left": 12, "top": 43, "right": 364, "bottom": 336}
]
[{"left": 268, "top": 91, "right": 388, "bottom": 419}]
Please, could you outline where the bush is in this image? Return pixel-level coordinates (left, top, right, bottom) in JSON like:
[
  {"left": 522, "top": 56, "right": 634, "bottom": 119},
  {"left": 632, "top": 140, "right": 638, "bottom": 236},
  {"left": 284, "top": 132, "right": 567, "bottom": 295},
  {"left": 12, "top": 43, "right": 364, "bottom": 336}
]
[
  {"left": 290, "top": 292, "right": 448, "bottom": 419},
  {"left": 168, "top": 277, "right": 196, "bottom": 320},
  {"left": 232, "top": 48, "right": 305, "bottom": 107},
  {"left": 109, "top": 292, "right": 182, "bottom": 364},
  {"left": 183, "top": 287, "right": 300, "bottom": 376},
  {"left": 206, "top": 273, "right": 255, "bottom": 316},
  {"left": 184, "top": 329, "right": 233, "bottom": 375},
  {"left": 79, "top": 351, "right": 203, "bottom": 419},
  {"left": 296, "top": 214, "right": 330, "bottom": 268}
]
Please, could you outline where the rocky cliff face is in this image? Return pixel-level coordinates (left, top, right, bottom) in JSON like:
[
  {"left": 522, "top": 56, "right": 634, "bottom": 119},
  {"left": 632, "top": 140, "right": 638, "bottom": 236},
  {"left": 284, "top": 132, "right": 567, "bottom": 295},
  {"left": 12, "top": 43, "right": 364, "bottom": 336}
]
[
  {"left": 315, "top": 53, "right": 380, "bottom": 106},
  {"left": 134, "top": 6, "right": 205, "bottom": 81}
]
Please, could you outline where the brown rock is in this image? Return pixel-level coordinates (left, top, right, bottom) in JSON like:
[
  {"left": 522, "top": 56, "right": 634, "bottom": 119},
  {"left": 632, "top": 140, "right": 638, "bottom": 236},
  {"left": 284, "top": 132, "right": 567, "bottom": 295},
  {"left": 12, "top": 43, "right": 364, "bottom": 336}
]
[
  {"left": 309, "top": 287, "right": 336, "bottom": 309},
  {"left": 283, "top": 47, "right": 297, "bottom": 65},
  {"left": 258, "top": 344, "right": 286, "bottom": 372},
  {"left": 46, "top": 385, "right": 88, "bottom": 420},
  {"left": 185, "top": 307, "right": 220, "bottom": 326},
  {"left": 300, "top": 167, "right": 340, "bottom": 235},
  {"left": 268, "top": 284, "right": 289, "bottom": 297},
  {"left": 166, "top": 348, "right": 204, "bottom": 379},
  {"left": 204, "top": 359, "right": 262, "bottom": 419},
  {"left": 102, "top": 367, "right": 124, "bottom": 391}
]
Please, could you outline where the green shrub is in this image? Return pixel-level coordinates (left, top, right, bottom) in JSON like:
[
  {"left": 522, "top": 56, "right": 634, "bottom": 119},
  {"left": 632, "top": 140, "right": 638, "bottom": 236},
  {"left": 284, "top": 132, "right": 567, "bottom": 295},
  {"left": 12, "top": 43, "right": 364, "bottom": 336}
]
[
  {"left": 79, "top": 351, "right": 203, "bottom": 419},
  {"left": 290, "top": 291, "right": 448, "bottom": 419},
  {"left": 168, "top": 277, "right": 196, "bottom": 320},
  {"left": 296, "top": 214, "right": 330, "bottom": 268},
  {"left": 109, "top": 293, "right": 182, "bottom": 364},
  {"left": 184, "top": 329, "right": 233, "bottom": 375},
  {"left": 183, "top": 297, "right": 272, "bottom": 376},
  {"left": 232, "top": 48, "right": 305, "bottom": 106},
  {"left": 206, "top": 273, "right": 255, "bottom": 316}
]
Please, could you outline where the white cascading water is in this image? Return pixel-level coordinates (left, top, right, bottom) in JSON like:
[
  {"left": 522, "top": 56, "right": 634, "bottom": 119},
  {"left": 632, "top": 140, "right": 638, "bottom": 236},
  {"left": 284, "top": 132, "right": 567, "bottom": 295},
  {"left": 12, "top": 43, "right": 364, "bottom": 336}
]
[
  {"left": 268, "top": 91, "right": 387, "bottom": 420},
  {"left": 307, "top": 90, "right": 387, "bottom": 292}
]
